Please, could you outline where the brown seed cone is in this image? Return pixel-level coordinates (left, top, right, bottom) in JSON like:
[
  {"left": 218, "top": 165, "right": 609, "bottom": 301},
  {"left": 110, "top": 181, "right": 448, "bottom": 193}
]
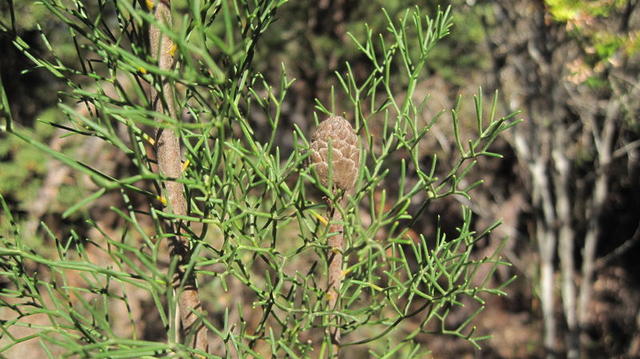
[{"left": 310, "top": 116, "right": 360, "bottom": 191}]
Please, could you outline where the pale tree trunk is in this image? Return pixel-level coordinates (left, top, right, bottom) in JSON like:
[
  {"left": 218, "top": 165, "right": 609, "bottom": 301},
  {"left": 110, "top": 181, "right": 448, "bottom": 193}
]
[
  {"left": 577, "top": 104, "right": 616, "bottom": 331},
  {"left": 515, "top": 129, "right": 558, "bottom": 358},
  {"left": 538, "top": 227, "right": 557, "bottom": 358},
  {"left": 552, "top": 135, "right": 578, "bottom": 359},
  {"left": 533, "top": 164, "right": 558, "bottom": 358}
]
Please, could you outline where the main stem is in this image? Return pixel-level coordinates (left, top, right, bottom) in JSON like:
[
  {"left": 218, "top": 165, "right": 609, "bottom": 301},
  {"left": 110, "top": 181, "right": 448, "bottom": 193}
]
[
  {"left": 327, "top": 196, "right": 346, "bottom": 356},
  {"left": 149, "top": 0, "right": 208, "bottom": 352}
]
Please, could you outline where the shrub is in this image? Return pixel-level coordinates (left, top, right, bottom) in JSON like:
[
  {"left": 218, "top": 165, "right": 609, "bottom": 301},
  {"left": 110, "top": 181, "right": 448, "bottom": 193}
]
[{"left": 0, "top": 1, "right": 518, "bottom": 357}]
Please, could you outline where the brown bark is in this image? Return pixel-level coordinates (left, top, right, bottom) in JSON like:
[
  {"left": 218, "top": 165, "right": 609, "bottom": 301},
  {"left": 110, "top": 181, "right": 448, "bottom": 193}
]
[
  {"left": 326, "top": 197, "right": 346, "bottom": 357},
  {"left": 149, "top": 0, "right": 208, "bottom": 353}
]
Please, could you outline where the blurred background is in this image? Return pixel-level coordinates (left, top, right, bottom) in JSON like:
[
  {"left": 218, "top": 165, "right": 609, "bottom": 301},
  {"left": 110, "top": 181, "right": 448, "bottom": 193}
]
[{"left": 1, "top": 0, "right": 639, "bottom": 357}]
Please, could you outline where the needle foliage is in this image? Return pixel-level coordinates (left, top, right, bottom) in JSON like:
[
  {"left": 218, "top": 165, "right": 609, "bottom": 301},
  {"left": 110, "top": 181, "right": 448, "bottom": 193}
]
[{"left": 0, "top": 0, "right": 518, "bottom": 357}]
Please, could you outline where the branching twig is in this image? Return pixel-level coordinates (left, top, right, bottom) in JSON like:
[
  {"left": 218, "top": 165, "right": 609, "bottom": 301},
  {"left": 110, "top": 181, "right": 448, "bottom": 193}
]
[{"left": 596, "top": 223, "right": 640, "bottom": 270}]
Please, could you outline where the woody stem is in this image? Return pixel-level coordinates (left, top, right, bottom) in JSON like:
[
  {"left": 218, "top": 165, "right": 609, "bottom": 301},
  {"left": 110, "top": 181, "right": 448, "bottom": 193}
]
[
  {"left": 149, "top": 0, "right": 208, "bottom": 352},
  {"left": 327, "top": 196, "right": 346, "bottom": 355}
]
